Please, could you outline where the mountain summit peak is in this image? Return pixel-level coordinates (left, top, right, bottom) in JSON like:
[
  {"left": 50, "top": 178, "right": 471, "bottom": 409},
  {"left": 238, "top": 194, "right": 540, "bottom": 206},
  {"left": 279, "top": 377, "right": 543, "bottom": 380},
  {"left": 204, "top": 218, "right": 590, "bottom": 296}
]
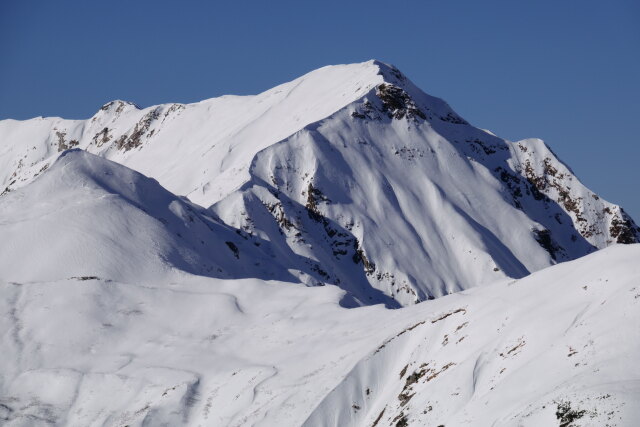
[
  {"left": 92, "top": 100, "right": 141, "bottom": 121},
  {"left": 1, "top": 62, "right": 638, "bottom": 303},
  {"left": 369, "top": 59, "right": 408, "bottom": 82}
]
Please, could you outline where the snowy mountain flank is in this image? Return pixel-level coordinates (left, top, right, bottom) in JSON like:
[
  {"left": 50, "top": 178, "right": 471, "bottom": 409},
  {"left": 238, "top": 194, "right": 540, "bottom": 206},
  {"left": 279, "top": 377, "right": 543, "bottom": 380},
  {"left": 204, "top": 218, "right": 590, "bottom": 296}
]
[
  {"left": 0, "top": 60, "right": 639, "bottom": 426},
  {"left": 1, "top": 60, "right": 637, "bottom": 305}
]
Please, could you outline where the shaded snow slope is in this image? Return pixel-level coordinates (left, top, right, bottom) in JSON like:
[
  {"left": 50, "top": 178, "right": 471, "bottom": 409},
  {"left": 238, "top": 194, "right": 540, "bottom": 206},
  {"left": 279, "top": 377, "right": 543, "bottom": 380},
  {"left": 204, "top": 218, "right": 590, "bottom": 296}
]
[
  {"left": 0, "top": 149, "right": 247, "bottom": 283},
  {"left": 1, "top": 238, "right": 638, "bottom": 426},
  {"left": 0, "top": 150, "right": 396, "bottom": 306},
  {"left": 0, "top": 60, "right": 638, "bottom": 306}
]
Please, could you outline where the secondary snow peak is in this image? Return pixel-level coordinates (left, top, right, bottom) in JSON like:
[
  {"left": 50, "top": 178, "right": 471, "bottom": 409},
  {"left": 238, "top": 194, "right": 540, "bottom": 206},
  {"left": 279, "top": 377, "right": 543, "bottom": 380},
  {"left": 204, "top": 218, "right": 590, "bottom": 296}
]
[{"left": 95, "top": 99, "right": 141, "bottom": 116}]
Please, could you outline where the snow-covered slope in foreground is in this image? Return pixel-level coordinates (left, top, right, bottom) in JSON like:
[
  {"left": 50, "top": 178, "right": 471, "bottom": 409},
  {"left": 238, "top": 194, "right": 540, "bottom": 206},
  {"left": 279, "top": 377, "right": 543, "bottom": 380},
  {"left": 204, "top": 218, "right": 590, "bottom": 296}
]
[
  {"left": 2, "top": 60, "right": 637, "bottom": 305},
  {"left": 304, "top": 243, "right": 640, "bottom": 426},
  {"left": 1, "top": 239, "right": 638, "bottom": 426}
]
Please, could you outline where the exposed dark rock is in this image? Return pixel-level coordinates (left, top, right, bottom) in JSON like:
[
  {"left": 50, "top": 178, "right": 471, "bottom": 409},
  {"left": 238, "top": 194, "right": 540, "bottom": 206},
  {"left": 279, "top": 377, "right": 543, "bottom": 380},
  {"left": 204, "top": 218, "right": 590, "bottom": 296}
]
[
  {"left": 376, "top": 84, "right": 426, "bottom": 121},
  {"left": 543, "top": 158, "right": 558, "bottom": 177},
  {"left": 92, "top": 127, "right": 112, "bottom": 146},
  {"left": 266, "top": 201, "right": 295, "bottom": 230},
  {"left": 310, "top": 263, "right": 329, "bottom": 279},
  {"left": 523, "top": 161, "right": 548, "bottom": 201},
  {"left": 72, "top": 276, "right": 99, "bottom": 281},
  {"left": 439, "top": 112, "right": 468, "bottom": 125},
  {"left": 371, "top": 408, "right": 386, "bottom": 427},
  {"left": 352, "top": 238, "right": 375, "bottom": 275},
  {"left": 533, "top": 229, "right": 564, "bottom": 260},
  {"left": 305, "top": 182, "right": 324, "bottom": 222},
  {"left": 225, "top": 241, "right": 239, "bottom": 259},
  {"left": 115, "top": 109, "right": 160, "bottom": 151},
  {"left": 522, "top": 159, "right": 593, "bottom": 234},
  {"left": 351, "top": 100, "right": 382, "bottom": 121},
  {"left": 466, "top": 138, "right": 500, "bottom": 155},
  {"left": 393, "top": 146, "right": 424, "bottom": 161},
  {"left": 394, "top": 413, "right": 408, "bottom": 427},
  {"left": 100, "top": 100, "right": 139, "bottom": 114},
  {"left": 431, "top": 308, "right": 466, "bottom": 323},
  {"left": 494, "top": 166, "right": 523, "bottom": 208},
  {"left": 404, "top": 369, "right": 426, "bottom": 388},
  {"left": 555, "top": 400, "right": 586, "bottom": 427},
  {"left": 399, "top": 364, "right": 409, "bottom": 378},
  {"left": 398, "top": 391, "right": 415, "bottom": 407},
  {"left": 54, "top": 131, "right": 79, "bottom": 152},
  {"left": 610, "top": 210, "right": 639, "bottom": 244}
]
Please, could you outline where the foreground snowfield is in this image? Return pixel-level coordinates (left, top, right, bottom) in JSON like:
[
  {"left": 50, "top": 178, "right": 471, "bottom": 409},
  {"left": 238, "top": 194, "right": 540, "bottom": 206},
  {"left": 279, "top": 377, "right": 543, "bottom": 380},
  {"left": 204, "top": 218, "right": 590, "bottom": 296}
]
[
  {"left": 1, "top": 244, "right": 638, "bottom": 426},
  {"left": 1, "top": 61, "right": 639, "bottom": 426},
  {"left": 305, "top": 244, "right": 640, "bottom": 426}
]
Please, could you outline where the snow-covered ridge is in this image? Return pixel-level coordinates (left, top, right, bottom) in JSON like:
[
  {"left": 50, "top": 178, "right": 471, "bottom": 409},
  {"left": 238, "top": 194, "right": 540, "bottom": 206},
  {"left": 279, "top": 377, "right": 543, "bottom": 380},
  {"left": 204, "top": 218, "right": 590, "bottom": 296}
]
[
  {"left": 209, "top": 67, "right": 639, "bottom": 304},
  {"left": 0, "top": 60, "right": 638, "bottom": 306},
  {"left": 0, "top": 60, "right": 467, "bottom": 206},
  {"left": 0, "top": 150, "right": 398, "bottom": 306},
  {"left": 0, "top": 149, "right": 249, "bottom": 284},
  {"left": 0, "top": 60, "right": 396, "bottom": 204}
]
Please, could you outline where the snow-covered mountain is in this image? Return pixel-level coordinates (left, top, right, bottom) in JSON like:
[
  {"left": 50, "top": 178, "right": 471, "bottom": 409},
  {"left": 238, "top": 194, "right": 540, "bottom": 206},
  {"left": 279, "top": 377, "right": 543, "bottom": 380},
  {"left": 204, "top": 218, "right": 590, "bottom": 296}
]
[
  {"left": 0, "top": 60, "right": 639, "bottom": 426},
  {"left": 1, "top": 60, "right": 637, "bottom": 306}
]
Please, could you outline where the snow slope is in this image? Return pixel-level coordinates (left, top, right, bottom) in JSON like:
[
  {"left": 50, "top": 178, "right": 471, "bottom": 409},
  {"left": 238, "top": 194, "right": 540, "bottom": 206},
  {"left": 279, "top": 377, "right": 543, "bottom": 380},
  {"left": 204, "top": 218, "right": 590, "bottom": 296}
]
[
  {"left": 0, "top": 150, "right": 398, "bottom": 306},
  {"left": 304, "top": 244, "right": 640, "bottom": 426},
  {"left": 0, "top": 61, "right": 386, "bottom": 205},
  {"left": 1, "top": 224, "right": 638, "bottom": 425},
  {"left": 1, "top": 60, "right": 637, "bottom": 305},
  {"left": 209, "top": 63, "right": 639, "bottom": 304},
  {"left": 0, "top": 62, "right": 638, "bottom": 425}
]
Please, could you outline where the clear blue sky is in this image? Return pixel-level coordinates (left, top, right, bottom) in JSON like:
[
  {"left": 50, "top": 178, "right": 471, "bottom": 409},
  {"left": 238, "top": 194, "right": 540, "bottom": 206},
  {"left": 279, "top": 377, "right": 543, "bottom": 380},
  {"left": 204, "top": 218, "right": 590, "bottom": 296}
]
[{"left": 2, "top": 0, "right": 639, "bottom": 219}]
